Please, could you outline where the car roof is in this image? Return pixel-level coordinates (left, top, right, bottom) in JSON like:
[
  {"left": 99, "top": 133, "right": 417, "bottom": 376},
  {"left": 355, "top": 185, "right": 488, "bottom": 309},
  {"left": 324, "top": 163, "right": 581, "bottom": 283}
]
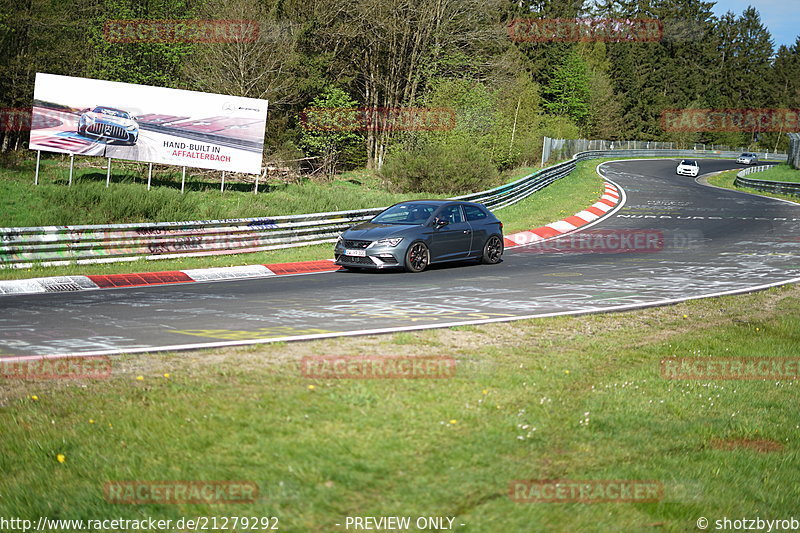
[
  {"left": 392, "top": 199, "right": 487, "bottom": 208},
  {"left": 94, "top": 106, "right": 128, "bottom": 113}
]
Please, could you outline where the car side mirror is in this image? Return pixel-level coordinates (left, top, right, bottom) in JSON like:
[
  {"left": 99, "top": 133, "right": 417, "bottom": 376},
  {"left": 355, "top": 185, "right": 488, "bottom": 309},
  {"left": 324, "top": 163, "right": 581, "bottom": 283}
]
[{"left": 434, "top": 217, "right": 449, "bottom": 228}]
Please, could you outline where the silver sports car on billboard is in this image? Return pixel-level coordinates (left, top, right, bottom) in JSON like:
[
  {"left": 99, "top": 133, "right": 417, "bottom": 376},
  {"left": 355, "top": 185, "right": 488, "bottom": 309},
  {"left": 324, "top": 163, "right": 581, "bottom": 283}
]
[
  {"left": 335, "top": 200, "right": 505, "bottom": 273},
  {"left": 77, "top": 106, "right": 139, "bottom": 145}
]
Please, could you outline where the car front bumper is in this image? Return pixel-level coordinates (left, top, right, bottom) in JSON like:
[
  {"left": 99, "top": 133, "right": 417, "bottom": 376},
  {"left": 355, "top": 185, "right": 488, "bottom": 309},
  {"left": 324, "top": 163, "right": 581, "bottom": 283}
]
[
  {"left": 334, "top": 242, "right": 403, "bottom": 269},
  {"left": 676, "top": 168, "right": 698, "bottom": 176},
  {"left": 84, "top": 123, "right": 138, "bottom": 142}
]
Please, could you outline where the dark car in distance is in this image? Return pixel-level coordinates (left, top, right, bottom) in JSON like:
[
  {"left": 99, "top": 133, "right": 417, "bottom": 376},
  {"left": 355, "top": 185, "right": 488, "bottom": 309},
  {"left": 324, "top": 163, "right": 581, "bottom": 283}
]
[{"left": 334, "top": 200, "right": 505, "bottom": 273}]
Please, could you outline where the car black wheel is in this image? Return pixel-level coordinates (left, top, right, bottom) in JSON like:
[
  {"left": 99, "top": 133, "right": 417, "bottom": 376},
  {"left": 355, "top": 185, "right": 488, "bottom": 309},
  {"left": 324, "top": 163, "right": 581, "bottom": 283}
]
[
  {"left": 482, "top": 235, "right": 503, "bottom": 264},
  {"left": 404, "top": 242, "right": 429, "bottom": 273}
]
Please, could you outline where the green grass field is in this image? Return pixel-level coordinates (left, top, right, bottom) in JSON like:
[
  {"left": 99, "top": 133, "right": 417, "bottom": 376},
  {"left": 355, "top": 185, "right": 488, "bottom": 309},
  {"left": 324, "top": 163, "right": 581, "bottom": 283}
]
[
  {"left": 1, "top": 282, "right": 798, "bottom": 532},
  {"left": 706, "top": 170, "right": 800, "bottom": 204},
  {"left": 744, "top": 163, "right": 800, "bottom": 184},
  {"left": 0, "top": 161, "right": 605, "bottom": 281},
  {"left": 0, "top": 158, "right": 439, "bottom": 227}
]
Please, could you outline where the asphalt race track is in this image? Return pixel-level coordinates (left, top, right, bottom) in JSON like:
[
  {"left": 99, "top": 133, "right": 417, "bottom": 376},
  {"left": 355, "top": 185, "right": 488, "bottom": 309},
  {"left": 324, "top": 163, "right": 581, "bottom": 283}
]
[{"left": 1, "top": 159, "right": 799, "bottom": 359}]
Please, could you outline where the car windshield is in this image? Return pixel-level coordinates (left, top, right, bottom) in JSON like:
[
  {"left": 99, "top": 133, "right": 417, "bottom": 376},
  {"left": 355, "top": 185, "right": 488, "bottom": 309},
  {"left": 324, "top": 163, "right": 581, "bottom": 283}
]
[
  {"left": 680, "top": 160, "right": 697, "bottom": 166},
  {"left": 94, "top": 107, "right": 129, "bottom": 119},
  {"left": 372, "top": 203, "right": 439, "bottom": 225}
]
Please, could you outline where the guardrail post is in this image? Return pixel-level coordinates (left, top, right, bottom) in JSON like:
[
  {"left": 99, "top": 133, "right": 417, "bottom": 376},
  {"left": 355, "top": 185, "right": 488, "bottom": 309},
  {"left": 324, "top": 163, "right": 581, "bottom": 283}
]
[
  {"left": 106, "top": 158, "right": 111, "bottom": 187},
  {"left": 34, "top": 150, "right": 40, "bottom": 185},
  {"left": 69, "top": 154, "right": 74, "bottom": 186},
  {"left": 147, "top": 163, "right": 152, "bottom": 191},
  {"left": 221, "top": 171, "right": 225, "bottom": 193},
  {"left": 181, "top": 167, "right": 186, "bottom": 194}
]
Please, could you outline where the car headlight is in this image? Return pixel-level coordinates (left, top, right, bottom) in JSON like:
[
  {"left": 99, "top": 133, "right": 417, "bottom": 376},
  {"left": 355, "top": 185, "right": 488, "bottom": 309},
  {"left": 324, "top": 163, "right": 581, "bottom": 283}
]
[
  {"left": 336, "top": 235, "right": 343, "bottom": 247},
  {"left": 373, "top": 237, "right": 403, "bottom": 247},
  {"left": 127, "top": 124, "right": 136, "bottom": 131}
]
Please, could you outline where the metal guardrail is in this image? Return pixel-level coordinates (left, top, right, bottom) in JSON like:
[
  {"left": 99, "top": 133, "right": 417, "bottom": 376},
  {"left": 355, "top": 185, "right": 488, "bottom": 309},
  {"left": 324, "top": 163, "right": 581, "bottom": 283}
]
[
  {"left": 734, "top": 165, "right": 800, "bottom": 196},
  {"left": 0, "top": 148, "right": 789, "bottom": 268}
]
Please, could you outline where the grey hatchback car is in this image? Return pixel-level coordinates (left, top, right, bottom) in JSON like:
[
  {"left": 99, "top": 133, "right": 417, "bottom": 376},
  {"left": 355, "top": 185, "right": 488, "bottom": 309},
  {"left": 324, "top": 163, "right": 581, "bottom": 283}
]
[{"left": 334, "top": 200, "right": 505, "bottom": 272}]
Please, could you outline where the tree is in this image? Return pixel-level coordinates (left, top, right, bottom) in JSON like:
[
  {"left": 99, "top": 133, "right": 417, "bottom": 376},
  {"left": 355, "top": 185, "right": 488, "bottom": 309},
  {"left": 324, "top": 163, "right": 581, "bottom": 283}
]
[
  {"left": 543, "top": 51, "right": 590, "bottom": 128},
  {"left": 182, "top": 0, "right": 301, "bottom": 104},
  {"left": 586, "top": 68, "right": 624, "bottom": 139},
  {"left": 293, "top": 0, "right": 506, "bottom": 169},
  {"left": 86, "top": 0, "right": 198, "bottom": 87},
  {"left": 298, "top": 87, "right": 363, "bottom": 177},
  {"left": 772, "top": 38, "right": 800, "bottom": 107},
  {"left": 0, "top": 0, "right": 97, "bottom": 151}
]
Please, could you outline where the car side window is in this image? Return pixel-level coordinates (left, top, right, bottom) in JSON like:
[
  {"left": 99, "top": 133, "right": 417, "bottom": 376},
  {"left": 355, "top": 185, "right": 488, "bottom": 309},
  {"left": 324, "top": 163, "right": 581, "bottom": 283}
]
[
  {"left": 463, "top": 205, "right": 488, "bottom": 222},
  {"left": 439, "top": 205, "right": 464, "bottom": 224}
]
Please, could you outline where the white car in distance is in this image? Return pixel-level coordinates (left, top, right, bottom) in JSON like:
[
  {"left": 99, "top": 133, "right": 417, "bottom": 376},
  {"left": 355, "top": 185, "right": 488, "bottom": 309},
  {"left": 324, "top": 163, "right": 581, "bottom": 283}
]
[
  {"left": 676, "top": 159, "right": 700, "bottom": 177},
  {"left": 736, "top": 152, "right": 759, "bottom": 165}
]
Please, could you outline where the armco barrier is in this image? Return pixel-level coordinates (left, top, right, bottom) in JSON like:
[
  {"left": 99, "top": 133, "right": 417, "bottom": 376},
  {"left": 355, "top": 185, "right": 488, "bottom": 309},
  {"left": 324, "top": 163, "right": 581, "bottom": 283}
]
[
  {"left": 0, "top": 149, "right": 787, "bottom": 268},
  {"left": 734, "top": 165, "right": 800, "bottom": 196}
]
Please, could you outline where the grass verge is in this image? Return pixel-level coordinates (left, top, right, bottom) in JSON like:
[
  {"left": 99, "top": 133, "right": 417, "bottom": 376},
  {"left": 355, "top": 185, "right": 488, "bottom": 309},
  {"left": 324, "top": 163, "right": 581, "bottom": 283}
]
[
  {"left": 742, "top": 163, "right": 800, "bottom": 184},
  {"left": 0, "top": 161, "right": 605, "bottom": 280},
  {"left": 706, "top": 170, "right": 800, "bottom": 204},
  {"left": 0, "top": 159, "right": 437, "bottom": 227},
  {"left": 1, "top": 282, "right": 798, "bottom": 531}
]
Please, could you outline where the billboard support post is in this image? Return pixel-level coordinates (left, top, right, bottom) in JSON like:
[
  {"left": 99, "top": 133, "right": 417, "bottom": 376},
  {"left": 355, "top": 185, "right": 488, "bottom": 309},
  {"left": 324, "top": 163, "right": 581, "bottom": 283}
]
[
  {"left": 147, "top": 163, "right": 153, "bottom": 191},
  {"left": 106, "top": 158, "right": 111, "bottom": 187},
  {"left": 181, "top": 166, "right": 186, "bottom": 193},
  {"left": 69, "top": 154, "right": 74, "bottom": 186},
  {"left": 254, "top": 174, "right": 259, "bottom": 194},
  {"left": 34, "top": 150, "right": 40, "bottom": 185},
  {"left": 221, "top": 171, "right": 225, "bottom": 193}
]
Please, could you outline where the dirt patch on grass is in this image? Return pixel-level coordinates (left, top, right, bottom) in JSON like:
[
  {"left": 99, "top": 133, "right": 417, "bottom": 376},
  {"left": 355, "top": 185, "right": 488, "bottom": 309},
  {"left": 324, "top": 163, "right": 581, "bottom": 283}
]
[{"left": 711, "top": 438, "right": 785, "bottom": 453}]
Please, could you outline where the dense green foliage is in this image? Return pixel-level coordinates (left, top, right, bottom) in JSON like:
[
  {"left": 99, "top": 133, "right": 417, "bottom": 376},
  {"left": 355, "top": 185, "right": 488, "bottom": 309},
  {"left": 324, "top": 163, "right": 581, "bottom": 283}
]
[{"left": 1, "top": 0, "right": 799, "bottom": 192}]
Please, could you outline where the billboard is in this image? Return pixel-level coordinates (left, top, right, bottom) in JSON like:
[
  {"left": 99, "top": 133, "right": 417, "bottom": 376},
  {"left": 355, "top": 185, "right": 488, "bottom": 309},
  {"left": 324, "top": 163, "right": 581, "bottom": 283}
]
[{"left": 29, "top": 73, "right": 268, "bottom": 174}]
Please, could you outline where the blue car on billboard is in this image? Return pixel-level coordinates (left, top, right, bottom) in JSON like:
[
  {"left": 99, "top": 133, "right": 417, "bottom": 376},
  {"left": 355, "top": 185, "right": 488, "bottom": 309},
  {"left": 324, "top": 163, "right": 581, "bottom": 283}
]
[{"left": 77, "top": 106, "right": 139, "bottom": 145}]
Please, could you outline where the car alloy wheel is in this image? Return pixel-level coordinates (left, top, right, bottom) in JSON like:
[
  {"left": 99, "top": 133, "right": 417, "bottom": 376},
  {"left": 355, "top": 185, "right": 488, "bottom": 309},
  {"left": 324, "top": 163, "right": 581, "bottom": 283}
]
[
  {"left": 482, "top": 235, "right": 503, "bottom": 264},
  {"left": 405, "top": 242, "right": 429, "bottom": 273}
]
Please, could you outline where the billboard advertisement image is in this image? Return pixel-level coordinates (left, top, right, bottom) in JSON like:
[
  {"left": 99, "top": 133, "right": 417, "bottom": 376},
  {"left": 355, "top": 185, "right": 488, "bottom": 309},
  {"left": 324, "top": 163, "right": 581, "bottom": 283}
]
[{"left": 29, "top": 73, "right": 268, "bottom": 174}]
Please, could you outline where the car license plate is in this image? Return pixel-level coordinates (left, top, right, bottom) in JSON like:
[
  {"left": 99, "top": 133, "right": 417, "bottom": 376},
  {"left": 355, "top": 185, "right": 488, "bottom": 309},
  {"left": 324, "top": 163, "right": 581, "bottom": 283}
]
[{"left": 345, "top": 249, "right": 367, "bottom": 257}]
